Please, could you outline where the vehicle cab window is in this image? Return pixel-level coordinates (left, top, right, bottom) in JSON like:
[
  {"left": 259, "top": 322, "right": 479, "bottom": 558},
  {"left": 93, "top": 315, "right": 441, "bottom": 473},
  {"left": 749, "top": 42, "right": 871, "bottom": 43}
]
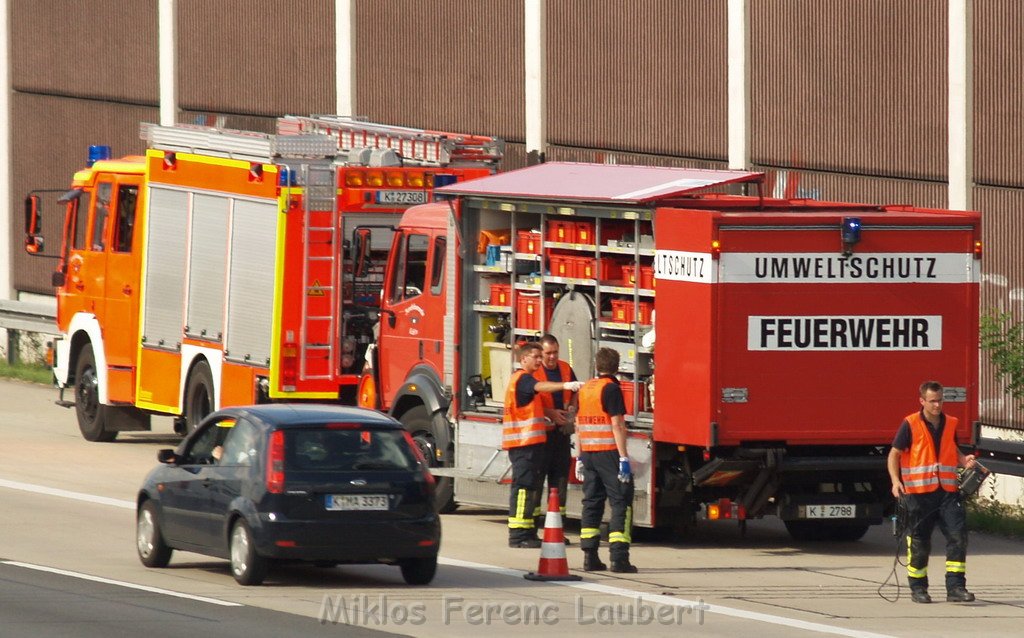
[
  {"left": 90, "top": 182, "right": 112, "bottom": 252},
  {"left": 388, "top": 233, "right": 429, "bottom": 302},
  {"left": 112, "top": 184, "right": 138, "bottom": 253},
  {"left": 69, "top": 192, "right": 89, "bottom": 251}
]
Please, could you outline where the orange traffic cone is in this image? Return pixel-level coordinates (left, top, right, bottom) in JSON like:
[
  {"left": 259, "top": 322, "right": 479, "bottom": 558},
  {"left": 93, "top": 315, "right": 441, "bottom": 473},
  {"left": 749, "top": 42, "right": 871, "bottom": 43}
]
[{"left": 524, "top": 487, "right": 582, "bottom": 581}]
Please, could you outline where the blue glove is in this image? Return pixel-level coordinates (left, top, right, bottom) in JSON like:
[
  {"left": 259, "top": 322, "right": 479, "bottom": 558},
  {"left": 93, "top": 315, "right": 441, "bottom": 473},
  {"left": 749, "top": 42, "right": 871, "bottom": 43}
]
[{"left": 618, "top": 457, "right": 632, "bottom": 483}]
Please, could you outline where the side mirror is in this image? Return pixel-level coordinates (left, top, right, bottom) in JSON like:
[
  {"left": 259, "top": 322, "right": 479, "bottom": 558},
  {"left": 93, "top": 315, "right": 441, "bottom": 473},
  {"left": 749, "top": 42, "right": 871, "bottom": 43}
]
[
  {"left": 157, "top": 449, "right": 177, "bottom": 464},
  {"left": 351, "top": 227, "right": 372, "bottom": 278},
  {"left": 24, "top": 195, "right": 44, "bottom": 254}
]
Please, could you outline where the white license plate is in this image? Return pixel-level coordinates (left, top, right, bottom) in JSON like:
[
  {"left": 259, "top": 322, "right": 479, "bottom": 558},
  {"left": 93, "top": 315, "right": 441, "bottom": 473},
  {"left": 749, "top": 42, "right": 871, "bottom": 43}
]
[
  {"left": 326, "top": 494, "right": 389, "bottom": 511},
  {"left": 376, "top": 190, "right": 427, "bottom": 205},
  {"left": 804, "top": 504, "right": 856, "bottom": 519}
]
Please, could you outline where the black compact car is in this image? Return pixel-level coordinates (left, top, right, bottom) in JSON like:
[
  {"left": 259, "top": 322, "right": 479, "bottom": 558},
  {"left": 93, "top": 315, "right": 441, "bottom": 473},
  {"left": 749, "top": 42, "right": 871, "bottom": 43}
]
[{"left": 136, "top": 404, "right": 441, "bottom": 586}]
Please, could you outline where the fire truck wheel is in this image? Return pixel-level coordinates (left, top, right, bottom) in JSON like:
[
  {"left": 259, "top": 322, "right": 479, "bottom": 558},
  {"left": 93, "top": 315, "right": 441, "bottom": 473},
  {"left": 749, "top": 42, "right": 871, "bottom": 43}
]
[
  {"left": 75, "top": 344, "right": 117, "bottom": 442},
  {"left": 784, "top": 520, "right": 870, "bottom": 542},
  {"left": 185, "top": 361, "right": 215, "bottom": 433},
  {"left": 401, "top": 406, "right": 456, "bottom": 513}
]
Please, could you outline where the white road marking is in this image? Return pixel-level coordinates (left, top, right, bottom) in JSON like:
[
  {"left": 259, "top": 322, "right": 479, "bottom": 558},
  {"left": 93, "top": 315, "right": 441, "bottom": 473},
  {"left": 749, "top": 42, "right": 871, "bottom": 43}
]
[
  {"left": 1, "top": 477, "right": 893, "bottom": 635},
  {"left": 1, "top": 561, "right": 242, "bottom": 607},
  {"left": 440, "top": 557, "right": 896, "bottom": 638},
  {"left": 0, "top": 478, "right": 135, "bottom": 509}
]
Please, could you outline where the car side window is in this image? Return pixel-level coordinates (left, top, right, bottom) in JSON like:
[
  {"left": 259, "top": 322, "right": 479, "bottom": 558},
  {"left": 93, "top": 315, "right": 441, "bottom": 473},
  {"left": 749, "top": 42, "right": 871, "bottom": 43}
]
[
  {"left": 219, "top": 418, "right": 258, "bottom": 466},
  {"left": 184, "top": 418, "right": 234, "bottom": 464},
  {"left": 90, "top": 182, "right": 112, "bottom": 252}
]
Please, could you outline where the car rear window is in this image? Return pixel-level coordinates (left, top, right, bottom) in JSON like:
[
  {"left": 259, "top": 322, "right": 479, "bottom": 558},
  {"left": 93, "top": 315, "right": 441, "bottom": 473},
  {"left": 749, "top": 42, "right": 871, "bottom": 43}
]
[{"left": 286, "top": 427, "right": 419, "bottom": 472}]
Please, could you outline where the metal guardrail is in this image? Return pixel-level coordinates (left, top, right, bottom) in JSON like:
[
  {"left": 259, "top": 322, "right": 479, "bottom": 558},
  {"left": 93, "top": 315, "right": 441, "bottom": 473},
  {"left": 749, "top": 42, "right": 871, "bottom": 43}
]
[{"left": 0, "top": 299, "right": 59, "bottom": 335}]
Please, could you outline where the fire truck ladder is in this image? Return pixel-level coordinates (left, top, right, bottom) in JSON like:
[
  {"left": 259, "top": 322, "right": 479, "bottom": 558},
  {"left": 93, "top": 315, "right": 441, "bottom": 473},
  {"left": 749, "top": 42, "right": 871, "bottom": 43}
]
[
  {"left": 300, "top": 163, "right": 341, "bottom": 381},
  {"left": 140, "top": 122, "right": 337, "bottom": 163},
  {"left": 277, "top": 115, "right": 504, "bottom": 168}
]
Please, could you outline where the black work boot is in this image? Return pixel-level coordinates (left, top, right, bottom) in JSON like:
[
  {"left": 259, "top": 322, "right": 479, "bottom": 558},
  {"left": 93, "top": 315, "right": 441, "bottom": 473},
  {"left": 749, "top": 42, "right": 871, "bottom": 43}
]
[
  {"left": 509, "top": 537, "right": 541, "bottom": 549},
  {"left": 583, "top": 550, "right": 607, "bottom": 572},
  {"left": 610, "top": 558, "right": 638, "bottom": 574},
  {"left": 946, "top": 587, "right": 975, "bottom": 603},
  {"left": 910, "top": 589, "right": 932, "bottom": 604}
]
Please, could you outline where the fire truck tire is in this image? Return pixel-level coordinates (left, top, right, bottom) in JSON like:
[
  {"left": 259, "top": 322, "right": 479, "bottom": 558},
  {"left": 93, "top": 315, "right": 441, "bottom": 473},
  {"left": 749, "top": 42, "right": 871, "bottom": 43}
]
[
  {"left": 784, "top": 520, "right": 870, "bottom": 542},
  {"left": 184, "top": 361, "right": 214, "bottom": 433},
  {"left": 75, "top": 344, "right": 117, "bottom": 442},
  {"left": 401, "top": 406, "right": 456, "bottom": 513}
]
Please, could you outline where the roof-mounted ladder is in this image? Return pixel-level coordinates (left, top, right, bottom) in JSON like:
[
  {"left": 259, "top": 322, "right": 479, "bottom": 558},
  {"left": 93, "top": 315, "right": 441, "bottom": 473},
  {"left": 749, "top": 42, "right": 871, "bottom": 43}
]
[
  {"left": 140, "top": 122, "right": 337, "bottom": 164},
  {"left": 276, "top": 115, "right": 504, "bottom": 168}
]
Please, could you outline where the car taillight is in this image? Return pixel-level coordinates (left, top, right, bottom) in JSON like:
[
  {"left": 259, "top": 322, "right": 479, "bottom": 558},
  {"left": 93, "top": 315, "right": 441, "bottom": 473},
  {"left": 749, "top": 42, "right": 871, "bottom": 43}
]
[
  {"left": 281, "top": 342, "right": 297, "bottom": 390},
  {"left": 403, "top": 431, "right": 436, "bottom": 489},
  {"left": 266, "top": 430, "right": 286, "bottom": 494}
]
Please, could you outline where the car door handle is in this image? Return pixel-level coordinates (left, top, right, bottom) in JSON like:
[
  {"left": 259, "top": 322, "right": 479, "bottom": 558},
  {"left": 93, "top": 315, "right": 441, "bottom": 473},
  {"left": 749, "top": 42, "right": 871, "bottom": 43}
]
[{"left": 122, "top": 284, "right": 132, "bottom": 295}]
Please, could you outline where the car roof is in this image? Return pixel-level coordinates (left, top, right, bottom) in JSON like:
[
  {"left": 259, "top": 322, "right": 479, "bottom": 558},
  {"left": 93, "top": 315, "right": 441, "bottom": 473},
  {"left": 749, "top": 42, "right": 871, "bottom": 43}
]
[{"left": 214, "top": 404, "right": 403, "bottom": 430}]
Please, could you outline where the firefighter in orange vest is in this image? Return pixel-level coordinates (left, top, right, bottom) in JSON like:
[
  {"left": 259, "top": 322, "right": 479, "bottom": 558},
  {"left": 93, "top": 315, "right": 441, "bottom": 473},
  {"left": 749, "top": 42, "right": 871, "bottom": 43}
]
[
  {"left": 504, "top": 341, "right": 582, "bottom": 548},
  {"left": 887, "top": 380, "right": 977, "bottom": 604},
  {"left": 532, "top": 334, "right": 578, "bottom": 529},
  {"left": 575, "top": 347, "right": 637, "bottom": 573}
]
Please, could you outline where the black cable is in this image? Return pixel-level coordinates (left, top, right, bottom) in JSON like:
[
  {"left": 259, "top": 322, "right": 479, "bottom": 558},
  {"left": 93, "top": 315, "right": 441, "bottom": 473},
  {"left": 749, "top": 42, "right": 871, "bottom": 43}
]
[{"left": 877, "top": 496, "right": 945, "bottom": 603}]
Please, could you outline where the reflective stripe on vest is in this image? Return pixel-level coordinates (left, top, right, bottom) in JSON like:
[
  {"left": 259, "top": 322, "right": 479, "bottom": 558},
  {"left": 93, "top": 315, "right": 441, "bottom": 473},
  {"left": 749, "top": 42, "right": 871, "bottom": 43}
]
[
  {"left": 502, "top": 370, "right": 547, "bottom": 449},
  {"left": 900, "top": 412, "right": 960, "bottom": 494},
  {"left": 577, "top": 377, "right": 617, "bottom": 452}
]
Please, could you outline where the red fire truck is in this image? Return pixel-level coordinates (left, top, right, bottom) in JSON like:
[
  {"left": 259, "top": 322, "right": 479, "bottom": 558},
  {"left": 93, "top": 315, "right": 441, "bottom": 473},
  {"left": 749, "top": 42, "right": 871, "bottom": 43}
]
[
  {"left": 24, "top": 117, "right": 501, "bottom": 441},
  {"left": 352, "top": 162, "right": 984, "bottom": 538}
]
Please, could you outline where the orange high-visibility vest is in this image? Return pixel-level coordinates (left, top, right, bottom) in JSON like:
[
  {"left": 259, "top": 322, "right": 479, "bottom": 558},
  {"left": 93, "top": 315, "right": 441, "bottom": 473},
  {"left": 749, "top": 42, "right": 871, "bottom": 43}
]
[
  {"left": 577, "top": 377, "right": 618, "bottom": 452},
  {"left": 533, "top": 360, "right": 574, "bottom": 429},
  {"left": 502, "top": 370, "right": 547, "bottom": 450},
  {"left": 900, "top": 412, "right": 960, "bottom": 494}
]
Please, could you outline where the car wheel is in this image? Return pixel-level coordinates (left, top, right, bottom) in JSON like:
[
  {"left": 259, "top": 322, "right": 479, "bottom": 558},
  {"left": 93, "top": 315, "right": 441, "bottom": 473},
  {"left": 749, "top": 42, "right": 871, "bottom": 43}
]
[
  {"left": 75, "top": 344, "right": 116, "bottom": 442},
  {"left": 229, "top": 519, "right": 267, "bottom": 586},
  {"left": 184, "top": 360, "right": 214, "bottom": 434},
  {"left": 401, "top": 406, "right": 456, "bottom": 513},
  {"left": 400, "top": 555, "right": 437, "bottom": 585},
  {"left": 137, "top": 501, "right": 173, "bottom": 568}
]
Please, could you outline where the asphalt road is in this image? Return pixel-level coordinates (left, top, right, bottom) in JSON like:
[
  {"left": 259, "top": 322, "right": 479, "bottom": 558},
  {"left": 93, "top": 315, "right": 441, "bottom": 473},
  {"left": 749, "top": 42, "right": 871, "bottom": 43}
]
[{"left": 1, "top": 378, "right": 1022, "bottom": 637}]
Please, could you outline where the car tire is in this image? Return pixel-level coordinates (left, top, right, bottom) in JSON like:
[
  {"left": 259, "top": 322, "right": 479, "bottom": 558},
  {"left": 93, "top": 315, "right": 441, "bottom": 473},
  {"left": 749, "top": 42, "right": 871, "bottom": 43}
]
[
  {"left": 401, "top": 406, "right": 456, "bottom": 513},
  {"left": 75, "top": 344, "right": 117, "bottom": 442},
  {"left": 184, "top": 360, "right": 214, "bottom": 434},
  {"left": 230, "top": 519, "right": 267, "bottom": 586},
  {"left": 137, "top": 501, "right": 173, "bottom": 568},
  {"left": 400, "top": 555, "right": 437, "bottom": 585}
]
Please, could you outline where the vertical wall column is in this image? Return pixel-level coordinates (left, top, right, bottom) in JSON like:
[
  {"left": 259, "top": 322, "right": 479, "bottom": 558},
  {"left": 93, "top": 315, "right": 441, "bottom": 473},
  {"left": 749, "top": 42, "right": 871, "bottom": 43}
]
[
  {"left": 727, "top": 0, "right": 750, "bottom": 170},
  {"left": 336, "top": 0, "right": 356, "bottom": 117},
  {"left": 158, "top": 0, "right": 177, "bottom": 126},
  {"left": 948, "top": 0, "right": 973, "bottom": 210},
  {"left": 524, "top": 0, "right": 546, "bottom": 164},
  {"left": 1, "top": 0, "right": 11, "bottom": 298}
]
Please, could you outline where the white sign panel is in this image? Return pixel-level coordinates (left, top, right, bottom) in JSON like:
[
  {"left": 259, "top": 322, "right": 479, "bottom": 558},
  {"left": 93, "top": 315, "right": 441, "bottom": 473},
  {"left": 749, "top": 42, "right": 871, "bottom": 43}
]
[
  {"left": 654, "top": 250, "right": 715, "bottom": 283},
  {"left": 722, "top": 253, "right": 976, "bottom": 284},
  {"left": 748, "top": 315, "right": 943, "bottom": 351}
]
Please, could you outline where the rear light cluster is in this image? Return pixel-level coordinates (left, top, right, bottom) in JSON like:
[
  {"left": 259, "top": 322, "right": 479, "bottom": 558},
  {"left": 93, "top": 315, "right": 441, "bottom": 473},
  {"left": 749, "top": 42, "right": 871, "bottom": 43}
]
[
  {"left": 266, "top": 430, "right": 286, "bottom": 494},
  {"left": 343, "top": 169, "right": 436, "bottom": 188},
  {"left": 403, "top": 431, "right": 436, "bottom": 489},
  {"left": 705, "top": 498, "right": 746, "bottom": 521}
]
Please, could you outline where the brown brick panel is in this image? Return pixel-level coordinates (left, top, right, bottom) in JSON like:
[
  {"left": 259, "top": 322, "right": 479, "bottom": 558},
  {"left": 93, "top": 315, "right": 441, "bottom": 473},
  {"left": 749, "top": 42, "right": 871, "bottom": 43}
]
[{"left": 974, "top": 1, "right": 1024, "bottom": 188}]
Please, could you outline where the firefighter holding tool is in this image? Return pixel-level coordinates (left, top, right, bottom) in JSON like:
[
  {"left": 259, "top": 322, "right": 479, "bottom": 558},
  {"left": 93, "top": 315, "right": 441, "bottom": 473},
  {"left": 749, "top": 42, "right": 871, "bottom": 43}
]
[
  {"left": 888, "top": 380, "right": 977, "bottom": 604},
  {"left": 575, "top": 347, "right": 637, "bottom": 573},
  {"left": 504, "top": 341, "right": 582, "bottom": 548}
]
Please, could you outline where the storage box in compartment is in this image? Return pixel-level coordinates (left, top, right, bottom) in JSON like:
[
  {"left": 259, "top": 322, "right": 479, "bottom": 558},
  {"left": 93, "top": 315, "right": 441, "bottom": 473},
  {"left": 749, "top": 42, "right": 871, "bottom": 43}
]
[
  {"left": 582, "top": 258, "right": 623, "bottom": 282},
  {"left": 620, "top": 380, "right": 648, "bottom": 415},
  {"left": 574, "top": 221, "right": 595, "bottom": 245},
  {"left": 547, "top": 220, "right": 576, "bottom": 244},
  {"left": 516, "top": 294, "right": 554, "bottom": 331},
  {"left": 549, "top": 253, "right": 576, "bottom": 278},
  {"left": 516, "top": 230, "right": 542, "bottom": 254},
  {"left": 622, "top": 264, "right": 655, "bottom": 289},
  {"left": 610, "top": 299, "right": 654, "bottom": 325},
  {"left": 489, "top": 283, "right": 512, "bottom": 306}
]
